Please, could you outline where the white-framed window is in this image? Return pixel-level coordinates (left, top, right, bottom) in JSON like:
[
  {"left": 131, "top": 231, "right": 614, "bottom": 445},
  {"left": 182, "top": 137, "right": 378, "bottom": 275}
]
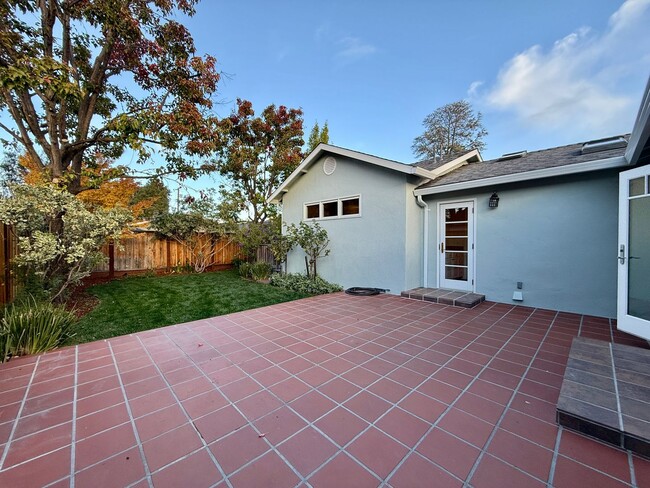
[{"left": 303, "top": 195, "right": 361, "bottom": 220}]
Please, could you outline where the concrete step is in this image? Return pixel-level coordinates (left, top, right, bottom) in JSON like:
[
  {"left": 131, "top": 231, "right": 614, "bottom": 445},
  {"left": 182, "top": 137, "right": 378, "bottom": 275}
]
[{"left": 401, "top": 287, "right": 485, "bottom": 308}]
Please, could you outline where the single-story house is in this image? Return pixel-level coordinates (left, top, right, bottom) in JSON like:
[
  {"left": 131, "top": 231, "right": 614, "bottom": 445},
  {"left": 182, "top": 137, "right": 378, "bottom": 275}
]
[{"left": 270, "top": 78, "right": 650, "bottom": 342}]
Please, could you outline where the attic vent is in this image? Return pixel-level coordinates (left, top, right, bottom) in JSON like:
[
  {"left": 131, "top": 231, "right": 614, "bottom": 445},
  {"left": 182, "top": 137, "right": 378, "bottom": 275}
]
[
  {"left": 323, "top": 156, "right": 337, "bottom": 175},
  {"left": 497, "top": 150, "right": 527, "bottom": 162},
  {"left": 581, "top": 136, "right": 627, "bottom": 154}
]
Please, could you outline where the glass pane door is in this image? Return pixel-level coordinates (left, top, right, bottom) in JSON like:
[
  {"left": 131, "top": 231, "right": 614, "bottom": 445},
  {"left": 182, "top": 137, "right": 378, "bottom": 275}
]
[
  {"left": 618, "top": 167, "right": 650, "bottom": 340},
  {"left": 439, "top": 202, "right": 474, "bottom": 291}
]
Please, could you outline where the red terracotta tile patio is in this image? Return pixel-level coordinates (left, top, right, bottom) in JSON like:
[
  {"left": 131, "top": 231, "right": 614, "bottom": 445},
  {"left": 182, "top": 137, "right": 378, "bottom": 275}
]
[{"left": 0, "top": 293, "right": 647, "bottom": 487}]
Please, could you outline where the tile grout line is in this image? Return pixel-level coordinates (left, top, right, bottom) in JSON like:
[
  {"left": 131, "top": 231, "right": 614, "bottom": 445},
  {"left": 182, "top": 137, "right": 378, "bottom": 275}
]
[
  {"left": 66, "top": 300, "right": 597, "bottom": 485},
  {"left": 303, "top": 302, "right": 516, "bottom": 485},
  {"left": 128, "top": 305, "right": 572, "bottom": 476},
  {"left": 628, "top": 452, "right": 638, "bottom": 488},
  {"left": 578, "top": 315, "right": 584, "bottom": 337},
  {"left": 0, "top": 356, "right": 41, "bottom": 471},
  {"left": 546, "top": 425, "right": 563, "bottom": 487},
  {"left": 382, "top": 306, "right": 546, "bottom": 487},
  {"left": 69, "top": 345, "right": 79, "bottom": 488},
  {"left": 108, "top": 342, "right": 154, "bottom": 488},
  {"left": 158, "top": 324, "right": 323, "bottom": 486},
  {"left": 151, "top": 298, "right": 454, "bottom": 483},
  {"left": 135, "top": 334, "right": 235, "bottom": 488},
  {"left": 462, "top": 311, "right": 560, "bottom": 487}
]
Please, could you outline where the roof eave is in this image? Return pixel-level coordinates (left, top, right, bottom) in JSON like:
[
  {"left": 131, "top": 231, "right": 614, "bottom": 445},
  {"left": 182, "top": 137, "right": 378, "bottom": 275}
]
[
  {"left": 269, "top": 143, "right": 436, "bottom": 203},
  {"left": 625, "top": 76, "right": 650, "bottom": 165},
  {"left": 413, "top": 155, "right": 628, "bottom": 196}
]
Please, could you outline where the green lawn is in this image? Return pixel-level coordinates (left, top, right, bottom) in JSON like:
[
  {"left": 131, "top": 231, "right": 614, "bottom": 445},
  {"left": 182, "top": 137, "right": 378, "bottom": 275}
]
[{"left": 70, "top": 270, "right": 309, "bottom": 344}]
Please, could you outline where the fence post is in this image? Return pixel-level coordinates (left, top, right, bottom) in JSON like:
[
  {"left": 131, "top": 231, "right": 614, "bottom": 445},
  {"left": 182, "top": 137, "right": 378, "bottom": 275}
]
[
  {"left": 166, "top": 239, "right": 171, "bottom": 272},
  {"left": 108, "top": 240, "right": 115, "bottom": 279},
  {"left": 2, "top": 224, "right": 8, "bottom": 304}
]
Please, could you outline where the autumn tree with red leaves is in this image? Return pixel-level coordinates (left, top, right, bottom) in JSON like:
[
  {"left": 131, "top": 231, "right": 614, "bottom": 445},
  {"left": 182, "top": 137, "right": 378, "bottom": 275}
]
[
  {"left": 217, "top": 99, "right": 304, "bottom": 224},
  {"left": 0, "top": 0, "right": 222, "bottom": 194}
]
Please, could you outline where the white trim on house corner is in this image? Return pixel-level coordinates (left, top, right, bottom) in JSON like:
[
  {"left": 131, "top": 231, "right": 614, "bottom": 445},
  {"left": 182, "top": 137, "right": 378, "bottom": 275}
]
[
  {"left": 625, "top": 77, "right": 650, "bottom": 165},
  {"left": 413, "top": 155, "right": 629, "bottom": 196},
  {"left": 269, "top": 144, "right": 437, "bottom": 203}
]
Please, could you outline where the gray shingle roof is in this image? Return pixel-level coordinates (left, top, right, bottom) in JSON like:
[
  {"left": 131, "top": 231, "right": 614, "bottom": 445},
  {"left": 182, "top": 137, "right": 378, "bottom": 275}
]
[{"left": 416, "top": 135, "right": 630, "bottom": 190}]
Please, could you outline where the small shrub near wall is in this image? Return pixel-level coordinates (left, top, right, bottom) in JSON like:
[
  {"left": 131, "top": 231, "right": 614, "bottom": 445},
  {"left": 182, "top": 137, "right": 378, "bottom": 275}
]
[
  {"left": 238, "top": 261, "right": 273, "bottom": 281},
  {"left": 270, "top": 273, "right": 342, "bottom": 295}
]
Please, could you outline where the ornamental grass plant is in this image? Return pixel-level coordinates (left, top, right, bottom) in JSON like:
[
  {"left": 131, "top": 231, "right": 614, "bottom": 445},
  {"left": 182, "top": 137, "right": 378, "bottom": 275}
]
[{"left": 1, "top": 298, "right": 76, "bottom": 362}]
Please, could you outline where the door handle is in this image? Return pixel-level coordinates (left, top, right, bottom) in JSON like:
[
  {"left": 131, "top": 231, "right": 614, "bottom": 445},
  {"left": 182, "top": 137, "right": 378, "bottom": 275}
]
[
  {"left": 440, "top": 242, "right": 445, "bottom": 253},
  {"left": 618, "top": 244, "right": 625, "bottom": 265}
]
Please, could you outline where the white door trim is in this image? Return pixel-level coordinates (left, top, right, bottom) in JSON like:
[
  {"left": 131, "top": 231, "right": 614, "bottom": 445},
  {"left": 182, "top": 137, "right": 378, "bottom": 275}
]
[
  {"left": 617, "top": 165, "right": 650, "bottom": 340},
  {"left": 436, "top": 199, "right": 476, "bottom": 292}
]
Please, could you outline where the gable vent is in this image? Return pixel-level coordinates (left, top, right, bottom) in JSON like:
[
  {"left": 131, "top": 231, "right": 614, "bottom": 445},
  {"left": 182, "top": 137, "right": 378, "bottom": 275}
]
[
  {"left": 496, "top": 150, "right": 527, "bottom": 162},
  {"left": 323, "top": 156, "right": 337, "bottom": 175},
  {"left": 581, "top": 136, "right": 627, "bottom": 155}
]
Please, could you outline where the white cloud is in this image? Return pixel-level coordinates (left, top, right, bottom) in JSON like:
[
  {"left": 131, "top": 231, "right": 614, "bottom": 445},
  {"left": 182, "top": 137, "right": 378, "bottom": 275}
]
[
  {"left": 468, "top": 80, "right": 484, "bottom": 97},
  {"left": 336, "top": 36, "right": 377, "bottom": 61},
  {"left": 480, "top": 0, "right": 650, "bottom": 138}
]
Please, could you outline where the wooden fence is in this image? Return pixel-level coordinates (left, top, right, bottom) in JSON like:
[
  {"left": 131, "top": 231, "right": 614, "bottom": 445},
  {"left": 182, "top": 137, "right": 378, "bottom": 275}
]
[
  {"left": 0, "top": 229, "right": 244, "bottom": 303},
  {"left": 1, "top": 224, "right": 18, "bottom": 305},
  {"left": 93, "top": 232, "right": 243, "bottom": 277}
]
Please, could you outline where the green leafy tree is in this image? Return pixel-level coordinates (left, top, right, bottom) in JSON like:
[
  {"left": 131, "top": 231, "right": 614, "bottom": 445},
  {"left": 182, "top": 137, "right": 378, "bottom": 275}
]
[
  {"left": 130, "top": 178, "right": 170, "bottom": 220},
  {"left": 412, "top": 100, "right": 487, "bottom": 160},
  {"left": 217, "top": 99, "right": 304, "bottom": 223},
  {"left": 306, "top": 120, "right": 330, "bottom": 153},
  {"left": 0, "top": 0, "right": 222, "bottom": 195},
  {"left": 286, "top": 221, "right": 330, "bottom": 280},
  {"left": 0, "top": 184, "right": 130, "bottom": 301}
]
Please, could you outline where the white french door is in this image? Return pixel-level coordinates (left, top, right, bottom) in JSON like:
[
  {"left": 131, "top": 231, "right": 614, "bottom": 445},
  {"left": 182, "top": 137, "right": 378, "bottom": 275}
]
[
  {"left": 617, "top": 165, "right": 650, "bottom": 340},
  {"left": 438, "top": 201, "right": 475, "bottom": 291}
]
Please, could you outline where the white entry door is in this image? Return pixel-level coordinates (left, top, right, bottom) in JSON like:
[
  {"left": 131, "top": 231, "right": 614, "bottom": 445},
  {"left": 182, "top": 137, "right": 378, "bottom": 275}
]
[
  {"left": 438, "top": 202, "right": 475, "bottom": 291},
  {"left": 617, "top": 165, "right": 650, "bottom": 340}
]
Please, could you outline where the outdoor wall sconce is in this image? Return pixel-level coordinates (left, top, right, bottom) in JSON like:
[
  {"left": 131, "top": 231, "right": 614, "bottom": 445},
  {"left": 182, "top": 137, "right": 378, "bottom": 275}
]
[{"left": 489, "top": 192, "right": 500, "bottom": 208}]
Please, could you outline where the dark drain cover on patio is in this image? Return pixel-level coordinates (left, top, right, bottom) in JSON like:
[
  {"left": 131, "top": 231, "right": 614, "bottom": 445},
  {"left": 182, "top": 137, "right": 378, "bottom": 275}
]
[{"left": 557, "top": 337, "right": 650, "bottom": 458}]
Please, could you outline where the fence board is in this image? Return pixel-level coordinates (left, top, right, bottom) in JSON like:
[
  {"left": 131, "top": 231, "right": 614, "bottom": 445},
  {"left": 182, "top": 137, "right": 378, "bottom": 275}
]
[
  {"left": 93, "top": 232, "right": 242, "bottom": 274},
  {"left": 1, "top": 228, "right": 243, "bottom": 304}
]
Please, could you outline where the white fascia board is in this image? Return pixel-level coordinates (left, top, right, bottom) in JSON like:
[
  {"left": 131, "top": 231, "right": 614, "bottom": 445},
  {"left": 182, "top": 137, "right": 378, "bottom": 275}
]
[
  {"left": 625, "top": 76, "right": 650, "bottom": 164},
  {"left": 269, "top": 143, "right": 436, "bottom": 203},
  {"left": 413, "top": 155, "right": 628, "bottom": 196}
]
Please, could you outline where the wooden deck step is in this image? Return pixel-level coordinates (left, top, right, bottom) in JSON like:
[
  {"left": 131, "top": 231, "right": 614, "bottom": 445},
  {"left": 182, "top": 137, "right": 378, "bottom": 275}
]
[{"left": 557, "top": 337, "right": 650, "bottom": 458}]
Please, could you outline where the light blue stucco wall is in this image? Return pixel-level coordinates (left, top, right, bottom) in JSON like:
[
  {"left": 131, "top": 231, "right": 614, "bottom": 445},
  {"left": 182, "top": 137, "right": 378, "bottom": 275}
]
[
  {"left": 280, "top": 155, "right": 423, "bottom": 294},
  {"left": 423, "top": 170, "right": 620, "bottom": 317}
]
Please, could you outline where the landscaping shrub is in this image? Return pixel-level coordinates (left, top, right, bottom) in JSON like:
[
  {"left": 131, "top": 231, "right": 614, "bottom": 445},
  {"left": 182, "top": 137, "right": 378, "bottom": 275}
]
[
  {"left": 250, "top": 262, "right": 273, "bottom": 281},
  {"left": 231, "top": 257, "right": 245, "bottom": 270},
  {"left": 270, "top": 273, "right": 342, "bottom": 295},
  {"left": 0, "top": 184, "right": 130, "bottom": 301},
  {"left": 1, "top": 299, "right": 76, "bottom": 362},
  {"left": 238, "top": 262, "right": 252, "bottom": 278}
]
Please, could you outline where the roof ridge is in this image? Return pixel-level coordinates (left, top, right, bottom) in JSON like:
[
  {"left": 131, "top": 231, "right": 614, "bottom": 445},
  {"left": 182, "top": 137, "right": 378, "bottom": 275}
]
[{"left": 481, "top": 133, "right": 630, "bottom": 164}]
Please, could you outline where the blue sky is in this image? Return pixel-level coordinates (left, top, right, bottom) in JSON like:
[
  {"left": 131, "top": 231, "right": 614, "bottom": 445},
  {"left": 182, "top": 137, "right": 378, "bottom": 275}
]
[{"left": 183, "top": 0, "right": 650, "bottom": 164}]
